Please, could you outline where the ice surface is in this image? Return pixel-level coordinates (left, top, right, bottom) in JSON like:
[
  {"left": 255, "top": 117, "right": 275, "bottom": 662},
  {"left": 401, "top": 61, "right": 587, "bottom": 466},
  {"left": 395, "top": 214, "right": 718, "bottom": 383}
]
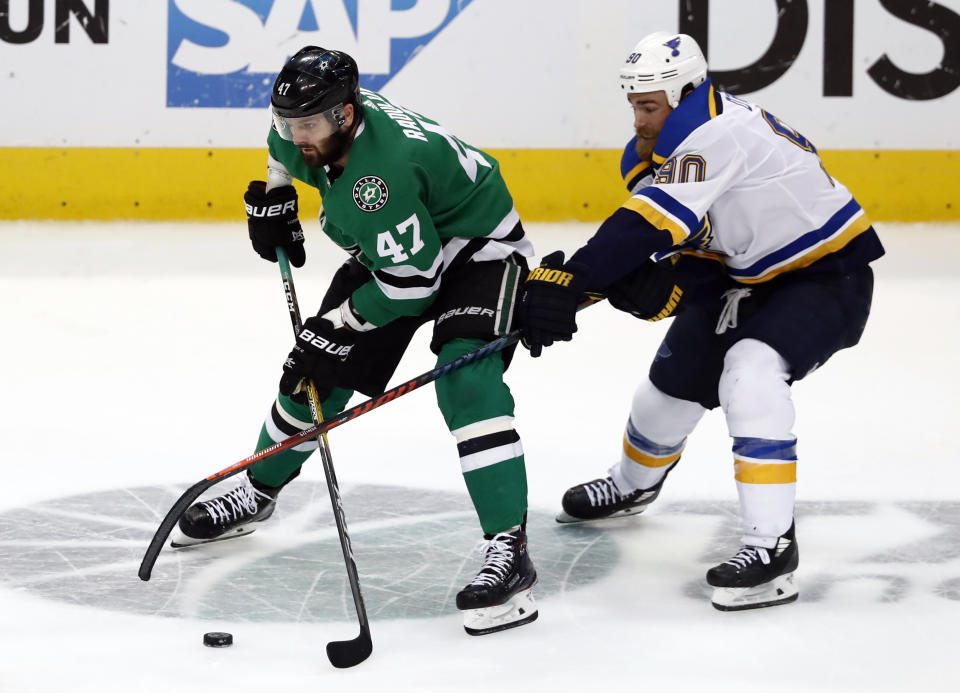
[{"left": 0, "top": 221, "right": 958, "bottom": 692}]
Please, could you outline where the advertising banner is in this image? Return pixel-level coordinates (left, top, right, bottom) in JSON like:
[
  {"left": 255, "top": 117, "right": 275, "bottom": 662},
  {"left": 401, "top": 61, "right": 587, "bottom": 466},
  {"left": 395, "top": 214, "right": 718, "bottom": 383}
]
[{"left": 1, "top": 0, "right": 957, "bottom": 219}]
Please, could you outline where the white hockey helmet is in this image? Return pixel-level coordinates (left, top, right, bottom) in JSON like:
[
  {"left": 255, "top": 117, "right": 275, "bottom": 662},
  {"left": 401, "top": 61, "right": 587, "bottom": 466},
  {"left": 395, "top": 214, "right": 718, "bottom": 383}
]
[{"left": 619, "top": 32, "right": 708, "bottom": 108}]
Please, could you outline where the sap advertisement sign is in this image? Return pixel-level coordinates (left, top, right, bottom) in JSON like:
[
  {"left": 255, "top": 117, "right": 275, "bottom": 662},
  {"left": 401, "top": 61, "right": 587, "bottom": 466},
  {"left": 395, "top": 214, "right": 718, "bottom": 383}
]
[
  {"left": 167, "top": 0, "right": 473, "bottom": 108},
  {"left": 2, "top": 0, "right": 959, "bottom": 148}
]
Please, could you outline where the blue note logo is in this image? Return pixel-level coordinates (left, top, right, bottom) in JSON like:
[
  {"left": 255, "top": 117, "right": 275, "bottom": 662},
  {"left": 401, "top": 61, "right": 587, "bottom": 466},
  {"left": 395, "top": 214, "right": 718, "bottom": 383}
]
[{"left": 167, "top": 0, "right": 474, "bottom": 108}]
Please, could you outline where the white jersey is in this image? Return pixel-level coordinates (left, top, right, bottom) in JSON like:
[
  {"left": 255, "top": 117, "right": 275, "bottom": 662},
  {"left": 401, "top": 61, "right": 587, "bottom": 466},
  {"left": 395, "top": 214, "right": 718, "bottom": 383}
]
[{"left": 624, "top": 81, "right": 873, "bottom": 283}]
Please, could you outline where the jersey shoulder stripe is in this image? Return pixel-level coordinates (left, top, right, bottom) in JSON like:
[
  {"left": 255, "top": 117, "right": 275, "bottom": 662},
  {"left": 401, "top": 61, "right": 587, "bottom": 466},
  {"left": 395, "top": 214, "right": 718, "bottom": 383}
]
[
  {"left": 652, "top": 80, "right": 723, "bottom": 165},
  {"left": 623, "top": 186, "right": 699, "bottom": 244}
]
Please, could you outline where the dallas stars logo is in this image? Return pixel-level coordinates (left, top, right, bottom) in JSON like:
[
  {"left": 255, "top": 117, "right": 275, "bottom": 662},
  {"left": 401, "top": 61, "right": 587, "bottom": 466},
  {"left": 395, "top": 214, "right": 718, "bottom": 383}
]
[{"left": 353, "top": 176, "right": 389, "bottom": 212}]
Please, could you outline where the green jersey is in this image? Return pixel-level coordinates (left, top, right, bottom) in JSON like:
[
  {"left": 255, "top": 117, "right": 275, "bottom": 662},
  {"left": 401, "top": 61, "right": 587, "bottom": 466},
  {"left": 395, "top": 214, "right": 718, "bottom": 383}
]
[{"left": 267, "top": 89, "right": 532, "bottom": 328}]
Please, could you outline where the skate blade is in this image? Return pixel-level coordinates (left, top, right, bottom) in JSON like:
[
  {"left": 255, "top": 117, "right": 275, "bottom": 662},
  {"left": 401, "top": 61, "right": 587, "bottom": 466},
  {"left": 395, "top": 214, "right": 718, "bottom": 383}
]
[
  {"left": 169, "top": 524, "right": 258, "bottom": 548},
  {"left": 711, "top": 572, "right": 798, "bottom": 612},
  {"left": 554, "top": 506, "right": 648, "bottom": 524},
  {"left": 462, "top": 588, "right": 538, "bottom": 636}
]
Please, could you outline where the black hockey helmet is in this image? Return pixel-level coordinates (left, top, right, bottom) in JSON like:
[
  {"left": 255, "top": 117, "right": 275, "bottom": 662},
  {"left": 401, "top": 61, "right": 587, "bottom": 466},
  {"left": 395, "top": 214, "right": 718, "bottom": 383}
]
[{"left": 271, "top": 46, "right": 361, "bottom": 140}]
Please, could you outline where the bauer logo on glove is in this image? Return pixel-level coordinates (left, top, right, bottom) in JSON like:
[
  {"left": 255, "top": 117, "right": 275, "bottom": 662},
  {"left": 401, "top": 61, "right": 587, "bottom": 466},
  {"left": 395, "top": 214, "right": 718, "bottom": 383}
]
[
  {"left": 244, "top": 180, "right": 306, "bottom": 267},
  {"left": 279, "top": 316, "right": 358, "bottom": 398},
  {"left": 245, "top": 198, "right": 298, "bottom": 219},
  {"left": 297, "top": 327, "right": 353, "bottom": 360}
]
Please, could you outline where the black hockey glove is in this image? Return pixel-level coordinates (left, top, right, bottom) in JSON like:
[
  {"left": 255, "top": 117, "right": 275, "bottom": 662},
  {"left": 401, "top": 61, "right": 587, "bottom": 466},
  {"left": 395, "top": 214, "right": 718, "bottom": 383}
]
[
  {"left": 605, "top": 253, "right": 726, "bottom": 321},
  {"left": 520, "top": 250, "right": 590, "bottom": 357},
  {"left": 605, "top": 255, "right": 684, "bottom": 321},
  {"left": 279, "top": 316, "right": 356, "bottom": 399},
  {"left": 244, "top": 181, "right": 306, "bottom": 267}
]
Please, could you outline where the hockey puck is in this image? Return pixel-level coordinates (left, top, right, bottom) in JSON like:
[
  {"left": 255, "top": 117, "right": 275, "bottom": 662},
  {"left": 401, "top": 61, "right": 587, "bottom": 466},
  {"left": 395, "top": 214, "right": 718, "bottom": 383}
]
[{"left": 203, "top": 632, "right": 233, "bottom": 648}]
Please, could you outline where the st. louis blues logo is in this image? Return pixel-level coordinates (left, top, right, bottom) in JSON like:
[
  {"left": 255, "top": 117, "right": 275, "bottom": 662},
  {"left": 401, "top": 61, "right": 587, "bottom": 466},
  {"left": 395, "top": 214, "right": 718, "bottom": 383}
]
[
  {"left": 655, "top": 340, "right": 673, "bottom": 361},
  {"left": 167, "top": 0, "right": 475, "bottom": 108},
  {"left": 664, "top": 36, "right": 682, "bottom": 57}
]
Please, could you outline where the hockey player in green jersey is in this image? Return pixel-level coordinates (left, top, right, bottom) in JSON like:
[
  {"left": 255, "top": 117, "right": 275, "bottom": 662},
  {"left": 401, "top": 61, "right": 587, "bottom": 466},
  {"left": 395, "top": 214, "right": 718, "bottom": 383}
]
[{"left": 173, "top": 47, "right": 537, "bottom": 636}]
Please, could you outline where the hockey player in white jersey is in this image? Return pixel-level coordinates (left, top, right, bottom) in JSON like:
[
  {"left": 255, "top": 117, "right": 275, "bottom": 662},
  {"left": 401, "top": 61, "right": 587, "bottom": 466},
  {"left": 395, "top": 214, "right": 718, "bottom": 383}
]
[{"left": 520, "top": 32, "right": 884, "bottom": 611}]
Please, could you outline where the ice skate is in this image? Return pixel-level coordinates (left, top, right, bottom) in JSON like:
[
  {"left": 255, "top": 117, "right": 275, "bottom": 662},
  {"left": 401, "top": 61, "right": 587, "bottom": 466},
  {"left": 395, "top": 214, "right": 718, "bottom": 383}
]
[
  {"left": 706, "top": 522, "right": 799, "bottom": 611},
  {"left": 456, "top": 526, "right": 538, "bottom": 636},
  {"left": 170, "top": 473, "right": 280, "bottom": 547},
  {"left": 555, "top": 475, "right": 664, "bottom": 523}
]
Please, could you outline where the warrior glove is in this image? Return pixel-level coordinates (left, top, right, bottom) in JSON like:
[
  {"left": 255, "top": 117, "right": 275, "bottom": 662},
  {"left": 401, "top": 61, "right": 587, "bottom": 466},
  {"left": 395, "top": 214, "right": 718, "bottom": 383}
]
[
  {"left": 279, "top": 316, "right": 356, "bottom": 399},
  {"left": 606, "top": 253, "right": 725, "bottom": 321},
  {"left": 520, "top": 251, "right": 590, "bottom": 357},
  {"left": 244, "top": 181, "right": 306, "bottom": 267}
]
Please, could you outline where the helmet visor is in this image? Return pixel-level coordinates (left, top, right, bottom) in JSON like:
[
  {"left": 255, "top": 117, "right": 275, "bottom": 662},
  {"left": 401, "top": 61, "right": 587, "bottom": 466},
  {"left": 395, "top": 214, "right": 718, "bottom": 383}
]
[{"left": 272, "top": 104, "right": 343, "bottom": 141}]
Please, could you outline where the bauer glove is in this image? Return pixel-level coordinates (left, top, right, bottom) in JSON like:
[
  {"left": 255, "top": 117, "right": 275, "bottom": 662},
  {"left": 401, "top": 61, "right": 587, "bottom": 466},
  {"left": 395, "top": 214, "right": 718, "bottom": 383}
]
[
  {"left": 244, "top": 181, "right": 306, "bottom": 267},
  {"left": 520, "top": 250, "right": 591, "bottom": 357},
  {"left": 279, "top": 316, "right": 356, "bottom": 399}
]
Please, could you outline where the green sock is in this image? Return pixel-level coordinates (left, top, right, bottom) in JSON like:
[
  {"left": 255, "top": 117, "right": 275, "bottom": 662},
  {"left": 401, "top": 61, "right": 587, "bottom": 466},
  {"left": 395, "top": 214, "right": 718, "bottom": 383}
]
[
  {"left": 463, "top": 456, "right": 528, "bottom": 535},
  {"left": 249, "top": 388, "right": 352, "bottom": 488},
  {"left": 435, "top": 338, "right": 528, "bottom": 535}
]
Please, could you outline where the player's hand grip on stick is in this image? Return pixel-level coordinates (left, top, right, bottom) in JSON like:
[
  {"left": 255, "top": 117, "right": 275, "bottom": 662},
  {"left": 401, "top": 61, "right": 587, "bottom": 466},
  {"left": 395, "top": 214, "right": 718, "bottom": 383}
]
[
  {"left": 279, "top": 315, "right": 356, "bottom": 399},
  {"left": 520, "top": 251, "right": 592, "bottom": 357}
]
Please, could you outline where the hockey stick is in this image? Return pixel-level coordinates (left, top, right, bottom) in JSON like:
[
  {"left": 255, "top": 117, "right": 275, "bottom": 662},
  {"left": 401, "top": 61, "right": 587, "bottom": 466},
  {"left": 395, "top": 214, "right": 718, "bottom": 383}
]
[
  {"left": 138, "top": 295, "right": 602, "bottom": 583},
  {"left": 275, "top": 247, "right": 372, "bottom": 669}
]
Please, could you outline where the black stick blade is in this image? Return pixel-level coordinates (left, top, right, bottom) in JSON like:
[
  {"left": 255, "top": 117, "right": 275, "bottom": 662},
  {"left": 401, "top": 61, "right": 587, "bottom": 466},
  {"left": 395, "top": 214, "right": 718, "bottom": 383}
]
[
  {"left": 139, "top": 478, "right": 215, "bottom": 581},
  {"left": 326, "top": 627, "right": 372, "bottom": 668}
]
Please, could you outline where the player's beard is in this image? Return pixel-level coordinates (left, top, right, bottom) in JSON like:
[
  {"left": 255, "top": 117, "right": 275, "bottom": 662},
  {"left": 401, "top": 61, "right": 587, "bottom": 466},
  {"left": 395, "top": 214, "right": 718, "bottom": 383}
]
[
  {"left": 299, "top": 128, "right": 353, "bottom": 169},
  {"left": 634, "top": 131, "right": 658, "bottom": 163}
]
